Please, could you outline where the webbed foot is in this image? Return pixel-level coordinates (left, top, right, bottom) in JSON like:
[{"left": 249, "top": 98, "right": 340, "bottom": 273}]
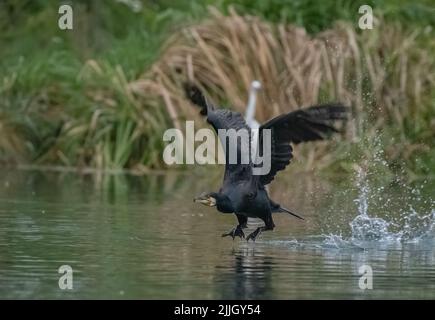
[
  {"left": 246, "top": 227, "right": 263, "bottom": 242},
  {"left": 222, "top": 225, "right": 245, "bottom": 240}
]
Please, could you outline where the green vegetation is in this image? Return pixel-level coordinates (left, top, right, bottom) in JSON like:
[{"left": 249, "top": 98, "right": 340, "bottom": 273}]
[{"left": 1, "top": 0, "right": 434, "bottom": 177}]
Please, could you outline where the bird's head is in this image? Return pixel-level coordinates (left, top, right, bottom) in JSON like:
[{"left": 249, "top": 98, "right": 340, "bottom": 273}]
[
  {"left": 251, "top": 80, "right": 261, "bottom": 91},
  {"left": 194, "top": 192, "right": 234, "bottom": 213},
  {"left": 193, "top": 192, "right": 218, "bottom": 207}
]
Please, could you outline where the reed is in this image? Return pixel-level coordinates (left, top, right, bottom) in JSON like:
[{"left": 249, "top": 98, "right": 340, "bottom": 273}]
[
  {"left": 1, "top": 6, "right": 433, "bottom": 176},
  {"left": 143, "top": 8, "right": 434, "bottom": 175}
]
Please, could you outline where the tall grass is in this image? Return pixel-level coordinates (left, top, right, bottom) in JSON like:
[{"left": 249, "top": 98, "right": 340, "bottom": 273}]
[
  {"left": 143, "top": 8, "right": 434, "bottom": 174},
  {"left": 1, "top": 2, "right": 434, "bottom": 175}
]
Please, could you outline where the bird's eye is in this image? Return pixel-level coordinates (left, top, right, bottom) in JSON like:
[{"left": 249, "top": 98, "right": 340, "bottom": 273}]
[{"left": 247, "top": 192, "right": 255, "bottom": 199}]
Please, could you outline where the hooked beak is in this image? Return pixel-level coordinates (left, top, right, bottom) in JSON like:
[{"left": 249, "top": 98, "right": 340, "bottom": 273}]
[{"left": 193, "top": 194, "right": 216, "bottom": 207}]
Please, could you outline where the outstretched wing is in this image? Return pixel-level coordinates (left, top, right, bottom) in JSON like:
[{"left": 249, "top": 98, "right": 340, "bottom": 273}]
[
  {"left": 184, "top": 83, "right": 250, "bottom": 135},
  {"left": 257, "top": 103, "right": 348, "bottom": 185},
  {"left": 183, "top": 83, "right": 211, "bottom": 116},
  {"left": 185, "top": 84, "right": 252, "bottom": 185}
]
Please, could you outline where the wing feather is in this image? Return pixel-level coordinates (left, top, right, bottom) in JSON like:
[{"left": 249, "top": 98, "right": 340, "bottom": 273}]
[
  {"left": 185, "top": 84, "right": 252, "bottom": 186},
  {"left": 258, "top": 103, "right": 348, "bottom": 185}
]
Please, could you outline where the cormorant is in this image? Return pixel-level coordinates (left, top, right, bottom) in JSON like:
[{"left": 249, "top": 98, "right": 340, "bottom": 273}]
[{"left": 185, "top": 84, "right": 348, "bottom": 241}]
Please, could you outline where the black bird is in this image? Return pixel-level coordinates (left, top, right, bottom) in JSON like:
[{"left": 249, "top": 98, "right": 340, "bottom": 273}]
[{"left": 186, "top": 84, "right": 348, "bottom": 241}]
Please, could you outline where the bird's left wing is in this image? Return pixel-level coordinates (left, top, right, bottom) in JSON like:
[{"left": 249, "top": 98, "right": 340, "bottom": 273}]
[{"left": 257, "top": 103, "right": 348, "bottom": 185}]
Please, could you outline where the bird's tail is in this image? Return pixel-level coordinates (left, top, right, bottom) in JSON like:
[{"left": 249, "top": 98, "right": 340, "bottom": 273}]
[
  {"left": 279, "top": 206, "right": 304, "bottom": 220},
  {"left": 183, "top": 83, "right": 212, "bottom": 116}
]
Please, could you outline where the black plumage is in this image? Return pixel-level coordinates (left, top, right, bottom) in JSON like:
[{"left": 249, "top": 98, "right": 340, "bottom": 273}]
[{"left": 186, "top": 84, "right": 348, "bottom": 241}]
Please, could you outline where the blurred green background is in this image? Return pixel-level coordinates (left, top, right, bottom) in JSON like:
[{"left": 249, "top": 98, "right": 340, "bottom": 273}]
[{"left": 1, "top": 0, "right": 434, "bottom": 177}]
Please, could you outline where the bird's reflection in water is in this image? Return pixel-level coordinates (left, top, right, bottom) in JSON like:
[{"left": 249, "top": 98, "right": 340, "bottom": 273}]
[{"left": 214, "top": 245, "right": 276, "bottom": 299}]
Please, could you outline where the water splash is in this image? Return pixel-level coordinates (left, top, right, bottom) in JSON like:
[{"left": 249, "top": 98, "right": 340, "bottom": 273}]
[
  {"left": 350, "top": 214, "right": 393, "bottom": 241},
  {"left": 397, "top": 209, "right": 435, "bottom": 242},
  {"left": 354, "top": 167, "right": 369, "bottom": 216},
  {"left": 321, "top": 165, "right": 435, "bottom": 249},
  {"left": 270, "top": 137, "right": 434, "bottom": 251},
  {"left": 348, "top": 166, "right": 394, "bottom": 242}
]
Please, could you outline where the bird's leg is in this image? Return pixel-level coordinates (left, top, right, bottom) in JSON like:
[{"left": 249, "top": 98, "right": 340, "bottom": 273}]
[
  {"left": 246, "top": 227, "right": 263, "bottom": 242},
  {"left": 221, "top": 214, "right": 248, "bottom": 240},
  {"left": 246, "top": 215, "right": 275, "bottom": 242},
  {"left": 222, "top": 224, "right": 245, "bottom": 240}
]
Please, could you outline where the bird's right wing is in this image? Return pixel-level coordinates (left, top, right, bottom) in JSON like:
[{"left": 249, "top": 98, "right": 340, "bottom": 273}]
[
  {"left": 185, "top": 84, "right": 252, "bottom": 185},
  {"left": 257, "top": 103, "right": 348, "bottom": 185}
]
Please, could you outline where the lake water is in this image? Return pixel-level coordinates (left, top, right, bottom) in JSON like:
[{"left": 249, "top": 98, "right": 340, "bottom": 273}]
[{"left": 0, "top": 168, "right": 434, "bottom": 299}]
